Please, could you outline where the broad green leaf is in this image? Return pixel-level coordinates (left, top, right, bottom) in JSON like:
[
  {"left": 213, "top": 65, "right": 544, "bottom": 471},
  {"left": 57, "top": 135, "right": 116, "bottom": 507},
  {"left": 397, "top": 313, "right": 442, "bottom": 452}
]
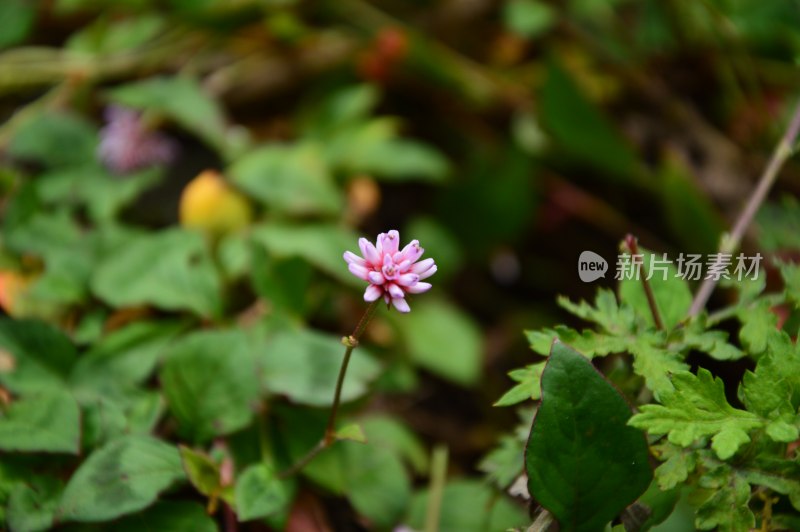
[
  {"left": 526, "top": 341, "right": 652, "bottom": 531},
  {"left": 540, "top": 60, "right": 640, "bottom": 182},
  {"left": 251, "top": 223, "right": 362, "bottom": 288},
  {"left": 235, "top": 464, "right": 290, "bottom": 521},
  {"left": 618, "top": 249, "right": 692, "bottom": 330},
  {"left": 70, "top": 321, "right": 184, "bottom": 392},
  {"left": 114, "top": 501, "right": 217, "bottom": 532},
  {"left": 494, "top": 361, "right": 546, "bottom": 406},
  {"left": 0, "top": 318, "right": 77, "bottom": 394},
  {"left": 66, "top": 14, "right": 166, "bottom": 54},
  {"left": 405, "top": 479, "right": 528, "bottom": 532},
  {"left": 59, "top": 435, "right": 186, "bottom": 522},
  {"left": 344, "top": 443, "right": 410, "bottom": 528},
  {"left": 392, "top": 298, "right": 481, "bottom": 386},
  {"left": 8, "top": 111, "right": 97, "bottom": 168},
  {"left": 360, "top": 416, "right": 429, "bottom": 474},
  {"left": 0, "top": 388, "right": 80, "bottom": 454},
  {"left": 179, "top": 446, "right": 221, "bottom": 498},
  {"left": 258, "top": 328, "right": 380, "bottom": 406},
  {"left": 345, "top": 137, "right": 449, "bottom": 182},
  {"left": 503, "top": 0, "right": 556, "bottom": 38},
  {"left": 91, "top": 228, "right": 222, "bottom": 318},
  {"left": 0, "top": 0, "right": 34, "bottom": 49},
  {"left": 6, "top": 475, "right": 64, "bottom": 532},
  {"left": 630, "top": 368, "right": 763, "bottom": 459},
  {"left": 300, "top": 84, "right": 380, "bottom": 135},
  {"left": 77, "top": 389, "right": 164, "bottom": 449},
  {"left": 107, "top": 77, "right": 228, "bottom": 154},
  {"left": 160, "top": 330, "right": 260, "bottom": 442},
  {"left": 229, "top": 144, "right": 342, "bottom": 215}
]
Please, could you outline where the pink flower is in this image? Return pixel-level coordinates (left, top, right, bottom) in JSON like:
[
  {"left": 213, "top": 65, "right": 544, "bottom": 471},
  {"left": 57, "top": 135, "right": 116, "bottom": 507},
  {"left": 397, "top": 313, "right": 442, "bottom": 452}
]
[
  {"left": 97, "top": 106, "right": 178, "bottom": 174},
  {"left": 344, "top": 230, "right": 436, "bottom": 313}
]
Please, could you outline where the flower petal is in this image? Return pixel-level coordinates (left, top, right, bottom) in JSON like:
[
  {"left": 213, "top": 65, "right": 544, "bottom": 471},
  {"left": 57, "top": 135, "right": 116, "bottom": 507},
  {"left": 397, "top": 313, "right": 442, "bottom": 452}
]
[
  {"left": 397, "top": 240, "right": 423, "bottom": 263},
  {"left": 368, "top": 271, "right": 385, "bottom": 285},
  {"left": 364, "top": 284, "right": 383, "bottom": 302},
  {"left": 397, "top": 273, "right": 419, "bottom": 287},
  {"left": 381, "top": 230, "right": 400, "bottom": 256},
  {"left": 343, "top": 251, "right": 367, "bottom": 266},
  {"left": 410, "top": 258, "right": 435, "bottom": 274},
  {"left": 391, "top": 297, "right": 410, "bottom": 313},
  {"left": 348, "top": 263, "right": 370, "bottom": 280},
  {"left": 418, "top": 264, "right": 437, "bottom": 280},
  {"left": 387, "top": 283, "right": 405, "bottom": 299},
  {"left": 406, "top": 282, "right": 431, "bottom": 294},
  {"left": 359, "top": 238, "right": 381, "bottom": 266}
]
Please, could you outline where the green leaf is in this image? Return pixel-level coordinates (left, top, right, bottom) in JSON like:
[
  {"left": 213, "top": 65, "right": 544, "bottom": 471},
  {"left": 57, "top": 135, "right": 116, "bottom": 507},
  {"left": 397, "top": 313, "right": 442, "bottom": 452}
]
[
  {"left": 360, "top": 415, "right": 429, "bottom": 474},
  {"left": 494, "top": 361, "right": 546, "bottom": 406},
  {"left": 107, "top": 76, "right": 229, "bottom": 154},
  {"left": 257, "top": 328, "right": 380, "bottom": 406},
  {"left": 180, "top": 446, "right": 221, "bottom": 498},
  {"left": 652, "top": 444, "right": 698, "bottom": 491},
  {"left": 0, "top": 0, "right": 35, "bottom": 49},
  {"left": 479, "top": 435, "right": 524, "bottom": 490},
  {"left": 113, "top": 501, "right": 217, "bottom": 532},
  {"left": 8, "top": 111, "right": 97, "bottom": 168},
  {"left": 540, "top": 60, "right": 640, "bottom": 182},
  {"left": 91, "top": 228, "right": 223, "bottom": 318},
  {"left": 737, "top": 457, "right": 800, "bottom": 511},
  {"left": 618, "top": 249, "right": 692, "bottom": 330},
  {"left": 526, "top": 325, "right": 629, "bottom": 358},
  {"left": 58, "top": 435, "right": 186, "bottom": 522},
  {"left": 756, "top": 195, "right": 800, "bottom": 252},
  {"left": 628, "top": 336, "right": 689, "bottom": 398},
  {"left": 230, "top": 144, "right": 342, "bottom": 215},
  {"left": 393, "top": 298, "right": 482, "bottom": 386},
  {"left": 0, "top": 388, "right": 80, "bottom": 454},
  {"left": 160, "top": 330, "right": 260, "bottom": 442},
  {"left": 70, "top": 321, "right": 185, "bottom": 392},
  {"left": 346, "top": 137, "right": 449, "bottom": 182},
  {"left": 629, "top": 368, "right": 763, "bottom": 460},
  {"left": 67, "top": 14, "right": 166, "bottom": 55},
  {"left": 300, "top": 84, "right": 380, "bottom": 135},
  {"left": 526, "top": 341, "right": 652, "bottom": 531},
  {"left": 251, "top": 223, "right": 363, "bottom": 288},
  {"left": 737, "top": 300, "right": 778, "bottom": 355},
  {"left": 405, "top": 479, "right": 528, "bottom": 532},
  {"left": 335, "top": 423, "right": 367, "bottom": 443},
  {"left": 503, "top": 0, "right": 556, "bottom": 38},
  {"left": 0, "top": 318, "right": 77, "bottom": 394},
  {"left": 6, "top": 475, "right": 64, "bottom": 532},
  {"left": 235, "top": 464, "right": 290, "bottom": 521},
  {"left": 557, "top": 289, "right": 635, "bottom": 335},
  {"left": 695, "top": 465, "right": 754, "bottom": 532}
]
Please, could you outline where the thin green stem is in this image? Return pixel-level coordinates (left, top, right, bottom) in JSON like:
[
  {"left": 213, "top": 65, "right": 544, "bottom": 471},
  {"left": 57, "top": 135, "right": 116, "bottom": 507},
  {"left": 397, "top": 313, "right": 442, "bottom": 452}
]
[
  {"left": 689, "top": 99, "right": 800, "bottom": 317},
  {"left": 625, "top": 234, "right": 665, "bottom": 330},
  {"left": 424, "top": 445, "right": 449, "bottom": 532},
  {"left": 278, "top": 300, "right": 380, "bottom": 478}
]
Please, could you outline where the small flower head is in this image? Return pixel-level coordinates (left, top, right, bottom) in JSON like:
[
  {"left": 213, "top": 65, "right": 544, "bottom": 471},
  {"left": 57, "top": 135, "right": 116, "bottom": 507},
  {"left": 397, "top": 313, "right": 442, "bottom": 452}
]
[
  {"left": 344, "top": 230, "right": 436, "bottom": 313},
  {"left": 97, "top": 106, "right": 178, "bottom": 174}
]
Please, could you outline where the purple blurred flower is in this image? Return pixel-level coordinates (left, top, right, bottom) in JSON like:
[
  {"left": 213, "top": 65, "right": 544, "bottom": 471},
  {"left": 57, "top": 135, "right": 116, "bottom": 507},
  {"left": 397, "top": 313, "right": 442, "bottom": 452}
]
[
  {"left": 97, "top": 106, "right": 177, "bottom": 174},
  {"left": 344, "top": 230, "right": 436, "bottom": 313}
]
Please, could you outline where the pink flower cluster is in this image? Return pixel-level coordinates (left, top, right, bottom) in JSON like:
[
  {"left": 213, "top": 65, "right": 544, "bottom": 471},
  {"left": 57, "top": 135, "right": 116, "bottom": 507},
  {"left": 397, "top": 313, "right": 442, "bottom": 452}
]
[
  {"left": 344, "top": 230, "right": 436, "bottom": 313},
  {"left": 97, "top": 106, "right": 178, "bottom": 174}
]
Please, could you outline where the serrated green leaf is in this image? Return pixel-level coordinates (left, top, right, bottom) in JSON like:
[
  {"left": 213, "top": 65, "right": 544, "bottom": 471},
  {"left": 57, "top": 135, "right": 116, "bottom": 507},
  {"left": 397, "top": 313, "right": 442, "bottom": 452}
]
[
  {"left": 737, "top": 300, "right": 778, "bottom": 355},
  {"left": 230, "top": 144, "right": 342, "bottom": 215},
  {"left": 235, "top": 463, "right": 290, "bottom": 521},
  {"left": 479, "top": 435, "right": 524, "bottom": 490},
  {"left": 629, "top": 368, "right": 763, "bottom": 459},
  {"left": 695, "top": 466, "right": 754, "bottom": 532},
  {"left": 494, "top": 362, "right": 545, "bottom": 406},
  {"left": 629, "top": 337, "right": 689, "bottom": 398},
  {"left": 526, "top": 342, "right": 652, "bottom": 531},
  {"left": 652, "top": 444, "right": 698, "bottom": 491},
  {"left": 526, "top": 325, "right": 628, "bottom": 358},
  {"left": 161, "top": 330, "right": 260, "bottom": 442},
  {"left": 738, "top": 457, "right": 800, "bottom": 511},
  {"left": 556, "top": 289, "right": 636, "bottom": 335},
  {"left": 91, "top": 228, "right": 222, "bottom": 318},
  {"left": 0, "top": 388, "right": 80, "bottom": 454},
  {"left": 58, "top": 435, "right": 186, "bottom": 522}
]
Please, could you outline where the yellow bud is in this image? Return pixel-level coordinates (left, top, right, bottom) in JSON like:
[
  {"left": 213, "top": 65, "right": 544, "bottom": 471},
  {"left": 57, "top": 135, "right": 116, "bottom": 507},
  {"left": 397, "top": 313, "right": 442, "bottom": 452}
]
[{"left": 179, "top": 170, "right": 253, "bottom": 235}]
